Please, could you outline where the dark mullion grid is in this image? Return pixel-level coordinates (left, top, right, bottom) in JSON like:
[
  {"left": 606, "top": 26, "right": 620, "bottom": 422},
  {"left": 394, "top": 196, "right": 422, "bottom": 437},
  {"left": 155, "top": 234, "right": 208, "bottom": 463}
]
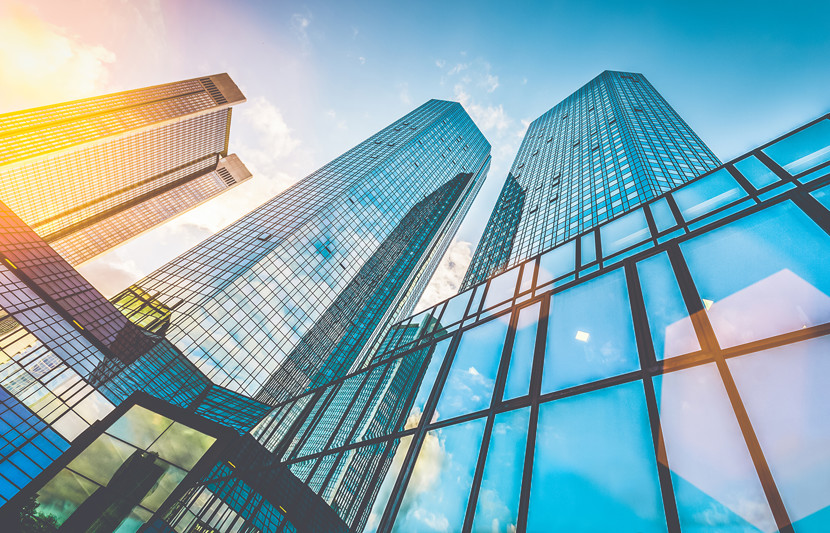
[
  {"left": 624, "top": 262, "right": 681, "bottom": 532},
  {"left": 725, "top": 163, "right": 762, "bottom": 199},
  {"left": 461, "top": 300, "right": 524, "bottom": 532},
  {"left": 668, "top": 246, "right": 794, "bottom": 532},
  {"left": 376, "top": 328, "right": 463, "bottom": 533},
  {"left": 753, "top": 150, "right": 798, "bottom": 184},
  {"left": 791, "top": 188, "right": 830, "bottom": 236},
  {"left": 515, "top": 293, "right": 550, "bottom": 533}
]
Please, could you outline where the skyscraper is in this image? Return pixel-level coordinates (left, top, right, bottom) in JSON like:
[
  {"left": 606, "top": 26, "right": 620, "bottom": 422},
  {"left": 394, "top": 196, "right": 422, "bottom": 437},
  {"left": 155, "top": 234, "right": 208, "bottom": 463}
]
[
  {"left": 116, "top": 99, "right": 491, "bottom": 400},
  {"left": 463, "top": 70, "right": 721, "bottom": 286},
  {"left": 0, "top": 73, "right": 252, "bottom": 265}
]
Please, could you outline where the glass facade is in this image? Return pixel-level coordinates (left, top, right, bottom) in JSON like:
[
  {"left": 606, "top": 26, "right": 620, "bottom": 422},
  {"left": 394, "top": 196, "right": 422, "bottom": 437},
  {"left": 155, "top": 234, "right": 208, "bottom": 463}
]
[
  {"left": 0, "top": 74, "right": 252, "bottom": 265},
  {"left": 241, "top": 111, "right": 830, "bottom": 532},
  {"left": 463, "top": 70, "right": 721, "bottom": 286},
  {"left": 120, "top": 99, "right": 492, "bottom": 400}
]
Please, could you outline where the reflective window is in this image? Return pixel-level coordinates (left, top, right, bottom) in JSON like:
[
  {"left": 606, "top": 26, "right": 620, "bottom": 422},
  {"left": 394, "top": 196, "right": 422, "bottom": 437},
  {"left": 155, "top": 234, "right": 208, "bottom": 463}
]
[
  {"left": 811, "top": 183, "right": 830, "bottom": 211},
  {"left": 537, "top": 240, "right": 575, "bottom": 285},
  {"left": 728, "top": 336, "right": 830, "bottom": 531},
  {"left": 471, "top": 407, "right": 530, "bottom": 532},
  {"left": 527, "top": 381, "right": 666, "bottom": 531},
  {"left": 600, "top": 208, "right": 650, "bottom": 256},
  {"left": 649, "top": 197, "right": 677, "bottom": 232},
  {"left": 654, "top": 364, "right": 775, "bottom": 532},
  {"left": 363, "top": 436, "right": 413, "bottom": 533},
  {"left": 407, "top": 338, "right": 452, "bottom": 427},
  {"left": 734, "top": 156, "right": 780, "bottom": 190},
  {"left": 503, "top": 303, "right": 541, "bottom": 400},
  {"left": 483, "top": 267, "right": 520, "bottom": 309},
  {"left": 580, "top": 232, "right": 597, "bottom": 265},
  {"left": 636, "top": 252, "right": 700, "bottom": 359},
  {"left": 393, "top": 418, "right": 486, "bottom": 532},
  {"left": 763, "top": 119, "right": 830, "bottom": 175},
  {"left": 519, "top": 262, "right": 535, "bottom": 293},
  {"left": 672, "top": 168, "right": 748, "bottom": 222},
  {"left": 435, "top": 318, "right": 509, "bottom": 421},
  {"left": 541, "top": 269, "right": 639, "bottom": 393},
  {"left": 680, "top": 201, "right": 830, "bottom": 348},
  {"left": 439, "top": 289, "right": 471, "bottom": 327}
]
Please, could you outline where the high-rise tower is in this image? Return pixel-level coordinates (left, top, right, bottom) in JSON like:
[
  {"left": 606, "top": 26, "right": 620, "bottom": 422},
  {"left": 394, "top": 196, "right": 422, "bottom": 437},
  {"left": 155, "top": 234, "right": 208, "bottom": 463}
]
[
  {"left": 116, "top": 99, "right": 491, "bottom": 400},
  {"left": 0, "top": 74, "right": 252, "bottom": 265},
  {"left": 463, "top": 70, "right": 720, "bottom": 286}
]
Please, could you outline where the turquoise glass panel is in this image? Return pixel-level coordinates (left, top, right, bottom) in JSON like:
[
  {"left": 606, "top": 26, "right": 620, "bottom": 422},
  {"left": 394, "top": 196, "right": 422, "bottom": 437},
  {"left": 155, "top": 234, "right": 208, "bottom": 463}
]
[
  {"left": 541, "top": 269, "right": 639, "bottom": 393},
  {"left": 471, "top": 407, "right": 530, "bottom": 532},
  {"left": 364, "top": 436, "right": 413, "bottom": 533},
  {"left": 580, "top": 232, "right": 597, "bottom": 265},
  {"left": 503, "top": 302, "right": 540, "bottom": 400},
  {"left": 673, "top": 168, "right": 748, "bottom": 222},
  {"left": 600, "top": 208, "right": 650, "bottom": 256},
  {"left": 483, "top": 267, "right": 520, "bottom": 309},
  {"left": 649, "top": 197, "right": 677, "bottom": 232},
  {"left": 393, "top": 418, "right": 486, "bottom": 532},
  {"left": 407, "top": 338, "right": 452, "bottom": 427},
  {"left": 440, "top": 289, "right": 471, "bottom": 326},
  {"left": 763, "top": 119, "right": 830, "bottom": 175},
  {"left": 733, "top": 156, "right": 780, "bottom": 190},
  {"left": 537, "top": 240, "right": 575, "bottom": 285},
  {"left": 636, "top": 252, "right": 700, "bottom": 359},
  {"left": 654, "top": 364, "right": 775, "bottom": 532},
  {"left": 435, "top": 318, "right": 508, "bottom": 421},
  {"left": 728, "top": 336, "right": 830, "bottom": 532},
  {"left": 810, "top": 183, "right": 830, "bottom": 211},
  {"left": 527, "top": 381, "right": 666, "bottom": 531},
  {"left": 680, "top": 201, "right": 830, "bottom": 348}
]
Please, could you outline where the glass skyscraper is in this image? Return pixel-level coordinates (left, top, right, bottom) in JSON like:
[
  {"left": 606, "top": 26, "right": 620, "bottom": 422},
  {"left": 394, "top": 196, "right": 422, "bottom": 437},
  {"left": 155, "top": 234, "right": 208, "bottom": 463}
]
[
  {"left": 463, "top": 71, "right": 721, "bottom": 286},
  {"left": 117, "top": 99, "right": 491, "bottom": 400},
  {"left": 0, "top": 73, "right": 252, "bottom": 265}
]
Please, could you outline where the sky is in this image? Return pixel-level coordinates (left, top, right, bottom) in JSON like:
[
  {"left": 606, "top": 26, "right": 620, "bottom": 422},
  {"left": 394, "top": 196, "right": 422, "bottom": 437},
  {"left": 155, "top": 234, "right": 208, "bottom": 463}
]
[{"left": 1, "top": 0, "right": 828, "bottom": 304}]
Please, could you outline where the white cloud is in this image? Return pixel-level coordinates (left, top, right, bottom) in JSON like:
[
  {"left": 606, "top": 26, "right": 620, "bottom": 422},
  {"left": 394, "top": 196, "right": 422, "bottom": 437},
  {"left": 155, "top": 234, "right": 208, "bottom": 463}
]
[
  {"left": 0, "top": 2, "right": 116, "bottom": 111},
  {"left": 455, "top": 84, "right": 511, "bottom": 134},
  {"left": 435, "top": 59, "right": 446, "bottom": 68},
  {"left": 482, "top": 72, "right": 499, "bottom": 93},
  {"left": 447, "top": 62, "right": 469, "bottom": 76},
  {"left": 414, "top": 240, "right": 472, "bottom": 312},
  {"left": 358, "top": 56, "right": 366, "bottom": 65},
  {"left": 291, "top": 11, "right": 312, "bottom": 51},
  {"left": 398, "top": 82, "right": 412, "bottom": 106}
]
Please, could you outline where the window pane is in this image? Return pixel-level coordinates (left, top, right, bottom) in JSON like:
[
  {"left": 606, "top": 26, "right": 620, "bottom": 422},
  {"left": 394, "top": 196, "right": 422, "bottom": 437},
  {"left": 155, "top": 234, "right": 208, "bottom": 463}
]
[
  {"left": 148, "top": 422, "right": 216, "bottom": 470},
  {"left": 393, "top": 418, "right": 486, "bottom": 533},
  {"left": 537, "top": 240, "right": 575, "bottom": 285},
  {"left": 680, "top": 201, "right": 830, "bottom": 348},
  {"left": 650, "top": 197, "right": 677, "bottom": 232},
  {"left": 654, "top": 364, "right": 775, "bottom": 532},
  {"left": 541, "top": 269, "right": 639, "bottom": 393},
  {"left": 471, "top": 407, "right": 530, "bottom": 533},
  {"left": 503, "top": 303, "right": 540, "bottom": 400},
  {"left": 407, "top": 338, "right": 452, "bottom": 427},
  {"left": 519, "top": 262, "right": 535, "bottom": 293},
  {"left": 810, "top": 183, "right": 830, "bottom": 211},
  {"left": 636, "top": 252, "right": 700, "bottom": 359},
  {"left": 527, "top": 381, "right": 665, "bottom": 531},
  {"left": 733, "top": 156, "right": 780, "bottom": 190},
  {"left": 580, "top": 232, "right": 597, "bottom": 265},
  {"left": 440, "top": 289, "right": 471, "bottom": 327},
  {"left": 66, "top": 433, "right": 135, "bottom": 486},
  {"left": 728, "top": 336, "right": 830, "bottom": 531},
  {"left": 601, "top": 208, "right": 650, "bottom": 256},
  {"left": 763, "top": 119, "right": 830, "bottom": 175},
  {"left": 435, "top": 318, "right": 508, "bottom": 421},
  {"left": 106, "top": 404, "right": 173, "bottom": 448},
  {"left": 483, "top": 267, "right": 519, "bottom": 309},
  {"left": 364, "top": 436, "right": 413, "bottom": 533},
  {"left": 673, "top": 168, "right": 748, "bottom": 222}
]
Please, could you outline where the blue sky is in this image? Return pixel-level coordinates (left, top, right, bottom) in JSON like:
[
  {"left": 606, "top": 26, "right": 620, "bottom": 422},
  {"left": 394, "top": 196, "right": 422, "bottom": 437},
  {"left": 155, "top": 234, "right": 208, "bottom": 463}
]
[{"left": 1, "top": 0, "right": 828, "bottom": 300}]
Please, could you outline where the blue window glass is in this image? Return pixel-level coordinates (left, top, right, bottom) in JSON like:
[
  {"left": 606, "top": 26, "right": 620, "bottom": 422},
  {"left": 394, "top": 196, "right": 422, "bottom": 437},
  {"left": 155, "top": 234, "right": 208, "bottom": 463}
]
[
  {"left": 393, "top": 417, "right": 486, "bottom": 532},
  {"left": 439, "top": 289, "right": 471, "bottom": 327},
  {"left": 519, "top": 261, "right": 535, "bottom": 293},
  {"left": 600, "top": 208, "right": 650, "bottom": 256},
  {"left": 636, "top": 252, "right": 700, "bottom": 359},
  {"left": 541, "top": 269, "right": 639, "bottom": 393},
  {"left": 672, "top": 168, "right": 748, "bottom": 222},
  {"left": 810, "top": 182, "right": 830, "bottom": 211},
  {"left": 654, "top": 364, "right": 775, "bottom": 532},
  {"left": 407, "top": 338, "right": 452, "bottom": 427},
  {"left": 728, "top": 336, "right": 830, "bottom": 532},
  {"left": 471, "top": 407, "right": 530, "bottom": 532},
  {"left": 503, "top": 302, "right": 540, "bottom": 400},
  {"left": 364, "top": 436, "right": 413, "bottom": 533},
  {"left": 527, "top": 381, "right": 666, "bottom": 531},
  {"left": 537, "top": 240, "right": 575, "bottom": 286},
  {"left": 483, "top": 267, "right": 520, "bottom": 309},
  {"left": 580, "top": 231, "right": 597, "bottom": 265},
  {"left": 680, "top": 201, "right": 830, "bottom": 348},
  {"left": 649, "top": 197, "right": 677, "bottom": 233},
  {"left": 733, "top": 156, "right": 780, "bottom": 190},
  {"left": 435, "top": 318, "right": 509, "bottom": 421},
  {"left": 763, "top": 119, "right": 830, "bottom": 175}
]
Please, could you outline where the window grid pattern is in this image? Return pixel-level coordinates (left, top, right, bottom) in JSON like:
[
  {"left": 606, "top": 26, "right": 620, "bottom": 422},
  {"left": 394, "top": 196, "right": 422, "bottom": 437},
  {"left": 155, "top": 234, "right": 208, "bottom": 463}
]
[{"left": 463, "top": 71, "right": 721, "bottom": 287}]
